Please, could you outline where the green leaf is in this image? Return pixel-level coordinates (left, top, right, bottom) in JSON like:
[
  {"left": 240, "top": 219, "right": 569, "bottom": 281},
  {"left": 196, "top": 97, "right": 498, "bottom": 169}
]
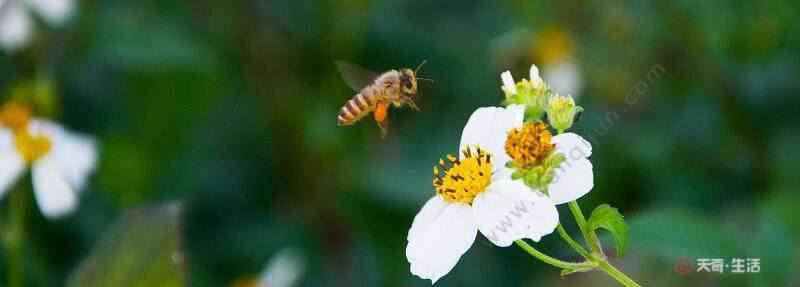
[{"left": 587, "top": 204, "right": 628, "bottom": 257}]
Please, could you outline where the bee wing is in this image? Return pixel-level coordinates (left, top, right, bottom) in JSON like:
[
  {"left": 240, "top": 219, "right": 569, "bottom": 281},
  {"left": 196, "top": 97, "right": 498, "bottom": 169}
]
[{"left": 336, "top": 61, "right": 380, "bottom": 92}]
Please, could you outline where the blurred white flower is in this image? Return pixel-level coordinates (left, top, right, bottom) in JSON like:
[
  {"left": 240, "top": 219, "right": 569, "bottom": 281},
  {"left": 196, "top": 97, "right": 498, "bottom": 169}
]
[
  {"left": 25, "top": 0, "right": 73, "bottom": 25},
  {"left": 231, "top": 248, "right": 306, "bottom": 287},
  {"left": 0, "top": 119, "right": 96, "bottom": 218},
  {"left": 0, "top": 1, "right": 32, "bottom": 52},
  {"left": 258, "top": 248, "right": 306, "bottom": 287},
  {"left": 407, "top": 105, "right": 558, "bottom": 284},
  {"left": 0, "top": 0, "right": 75, "bottom": 52},
  {"left": 543, "top": 61, "right": 583, "bottom": 99}
]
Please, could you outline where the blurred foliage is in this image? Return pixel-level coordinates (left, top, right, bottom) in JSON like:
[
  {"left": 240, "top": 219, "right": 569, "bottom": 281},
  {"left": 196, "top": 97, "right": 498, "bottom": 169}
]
[
  {"left": 66, "top": 203, "right": 185, "bottom": 287},
  {"left": 1, "top": 0, "right": 799, "bottom": 286}
]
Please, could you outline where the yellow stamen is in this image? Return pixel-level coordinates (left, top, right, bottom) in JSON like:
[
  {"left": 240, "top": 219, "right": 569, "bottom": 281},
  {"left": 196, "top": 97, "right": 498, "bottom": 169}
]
[
  {"left": 14, "top": 129, "right": 52, "bottom": 163},
  {"left": 0, "top": 102, "right": 32, "bottom": 131},
  {"left": 505, "top": 122, "right": 555, "bottom": 168},
  {"left": 549, "top": 95, "right": 575, "bottom": 111},
  {"left": 433, "top": 146, "right": 493, "bottom": 204}
]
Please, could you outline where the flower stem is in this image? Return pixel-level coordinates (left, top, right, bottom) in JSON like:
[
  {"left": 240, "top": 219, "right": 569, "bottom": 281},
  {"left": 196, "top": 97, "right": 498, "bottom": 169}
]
[
  {"left": 514, "top": 240, "right": 594, "bottom": 270},
  {"left": 597, "top": 259, "right": 642, "bottom": 287},
  {"left": 568, "top": 201, "right": 604, "bottom": 257},
  {"left": 3, "top": 187, "right": 27, "bottom": 287},
  {"left": 556, "top": 224, "right": 591, "bottom": 259},
  {"left": 566, "top": 201, "right": 642, "bottom": 286}
]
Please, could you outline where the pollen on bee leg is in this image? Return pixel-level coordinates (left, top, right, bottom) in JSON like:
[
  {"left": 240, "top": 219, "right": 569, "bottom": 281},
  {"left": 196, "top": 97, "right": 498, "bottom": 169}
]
[{"left": 374, "top": 102, "right": 388, "bottom": 122}]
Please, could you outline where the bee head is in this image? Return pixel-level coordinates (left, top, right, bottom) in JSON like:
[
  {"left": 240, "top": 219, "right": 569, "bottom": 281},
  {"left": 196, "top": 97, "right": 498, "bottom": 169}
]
[{"left": 399, "top": 69, "right": 418, "bottom": 95}]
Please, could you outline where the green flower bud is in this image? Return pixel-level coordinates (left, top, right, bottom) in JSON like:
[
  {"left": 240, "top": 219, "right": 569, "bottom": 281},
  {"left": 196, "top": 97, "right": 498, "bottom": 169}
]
[
  {"left": 546, "top": 94, "right": 583, "bottom": 133},
  {"left": 500, "top": 65, "right": 549, "bottom": 122}
]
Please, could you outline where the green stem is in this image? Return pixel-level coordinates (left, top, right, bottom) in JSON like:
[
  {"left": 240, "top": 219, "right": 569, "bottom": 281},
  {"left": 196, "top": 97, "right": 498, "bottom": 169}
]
[
  {"left": 597, "top": 259, "right": 642, "bottom": 287},
  {"left": 514, "top": 240, "right": 594, "bottom": 270},
  {"left": 3, "top": 187, "right": 26, "bottom": 287},
  {"left": 555, "top": 224, "right": 591, "bottom": 259},
  {"left": 568, "top": 201, "right": 604, "bottom": 256}
]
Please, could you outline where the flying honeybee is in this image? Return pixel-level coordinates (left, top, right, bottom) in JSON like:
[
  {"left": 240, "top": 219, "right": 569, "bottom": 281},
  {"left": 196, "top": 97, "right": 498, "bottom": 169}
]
[{"left": 336, "top": 61, "right": 430, "bottom": 137}]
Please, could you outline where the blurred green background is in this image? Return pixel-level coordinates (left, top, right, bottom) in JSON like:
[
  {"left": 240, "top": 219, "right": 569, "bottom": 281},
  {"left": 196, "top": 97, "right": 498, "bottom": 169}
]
[{"left": 1, "top": 0, "right": 799, "bottom": 286}]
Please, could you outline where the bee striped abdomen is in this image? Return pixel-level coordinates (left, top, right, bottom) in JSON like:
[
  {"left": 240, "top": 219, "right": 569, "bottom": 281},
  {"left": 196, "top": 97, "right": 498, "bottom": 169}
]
[{"left": 337, "top": 91, "right": 377, "bottom": 126}]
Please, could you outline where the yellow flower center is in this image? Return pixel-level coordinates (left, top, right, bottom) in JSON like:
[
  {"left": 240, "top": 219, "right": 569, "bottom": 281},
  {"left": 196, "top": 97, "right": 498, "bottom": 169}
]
[
  {"left": 14, "top": 129, "right": 52, "bottom": 163},
  {"left": 505, "top": 122, "right": 555, "bottom": 168},
  {"left": 432, "top": 146, "right": 493, "bottom": 204},
  {"left": 0, "top": 102, "right": 32, "bottom": 131}
]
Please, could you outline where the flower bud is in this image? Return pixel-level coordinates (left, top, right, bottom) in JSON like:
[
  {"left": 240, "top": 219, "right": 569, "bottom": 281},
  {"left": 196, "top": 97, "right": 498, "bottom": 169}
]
[
  {"left": 546, "top": 94, "right": 583, "bottom": 133},
  {"left": 500, "top": 65, "right": 549, "bottom": 121}
]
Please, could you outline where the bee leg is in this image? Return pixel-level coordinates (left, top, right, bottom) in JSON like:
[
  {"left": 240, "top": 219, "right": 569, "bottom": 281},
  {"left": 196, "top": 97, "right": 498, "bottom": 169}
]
[
  {"left": 406, "top": 98, "right": 420, "bottom": 111},
  {"left": 374, "top": 102, "right": 390, "bottom": 138},
  {"left": 377, "top": 119, "right": 389, "bottom": 138}
]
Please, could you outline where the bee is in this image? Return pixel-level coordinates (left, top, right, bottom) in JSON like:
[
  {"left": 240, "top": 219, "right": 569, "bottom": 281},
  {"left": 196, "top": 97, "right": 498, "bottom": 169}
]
[{"left": 336, "top": 61, "right": 430, "bottom": 137}]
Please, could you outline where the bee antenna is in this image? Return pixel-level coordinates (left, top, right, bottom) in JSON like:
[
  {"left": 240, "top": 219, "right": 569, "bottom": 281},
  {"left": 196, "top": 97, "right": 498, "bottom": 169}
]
[
  {"left": 414, "top": 59, "right": 428, "bottom": 74},
  {"left": 417, "top": 77, "right": 435, "bottom": 83}
]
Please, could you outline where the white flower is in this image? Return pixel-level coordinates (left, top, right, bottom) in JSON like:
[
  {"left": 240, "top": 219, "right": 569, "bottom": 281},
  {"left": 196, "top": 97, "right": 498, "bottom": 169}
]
[
  {"left": 406, "top": 105, "right": 559, "bottom": 284},
  {"left": 543, "top": 61, "right": 583, "bottom": 99},
  {"left": 494, "top": 104, "right": 593, "bottom": 205},
  {"left": 0, "top": 119, "right": 96, "bottom": 218},
  {"left": 257, "top": 248, "right": 306, "bottom": 287},
  {"left": 0, "top": 0, "right": 75, "bottom": 52}
]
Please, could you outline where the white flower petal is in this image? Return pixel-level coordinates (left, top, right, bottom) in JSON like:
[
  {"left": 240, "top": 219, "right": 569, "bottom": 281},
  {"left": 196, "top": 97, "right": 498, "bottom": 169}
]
[
  {"left": 553, "top": 132, "right": 592, "bottom": 159},
  {"left": 24, "top": 0, "right": 74, "bottom": 25},
  {"left": 0, "top": 129, "right": 25, "bottom": 197},
  {"left": 32, "top": 162, "right": 77, "bottom": 218},
  {"left": 529, "top": 64, "right": 544, "bottom": 88},
  {"left": 406, "top": 196, "right": 448, "bottom": 242},
  {"left": 0, "top": 2, "right": 33, "bottom": 52},
  {"left": 459, "top": 105, "right": 525, "bottom": 172},
  {"left": 473, "top": 180, "right": 558, "bottom": 247},
  {"left": 500, "top": 71, "right": 517, "bottom": 94},
  {"left": 407, "top": 197, "right": 477, "bottom": 284},
  {"left": 29, "top": 119, "right": 97, "bottom": 191},
  {"left": 491, "top": 166, "right": 514, "bottom": 183},
  {"left": 549, "top": 158, "right": 594, "bottom": 205}
]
